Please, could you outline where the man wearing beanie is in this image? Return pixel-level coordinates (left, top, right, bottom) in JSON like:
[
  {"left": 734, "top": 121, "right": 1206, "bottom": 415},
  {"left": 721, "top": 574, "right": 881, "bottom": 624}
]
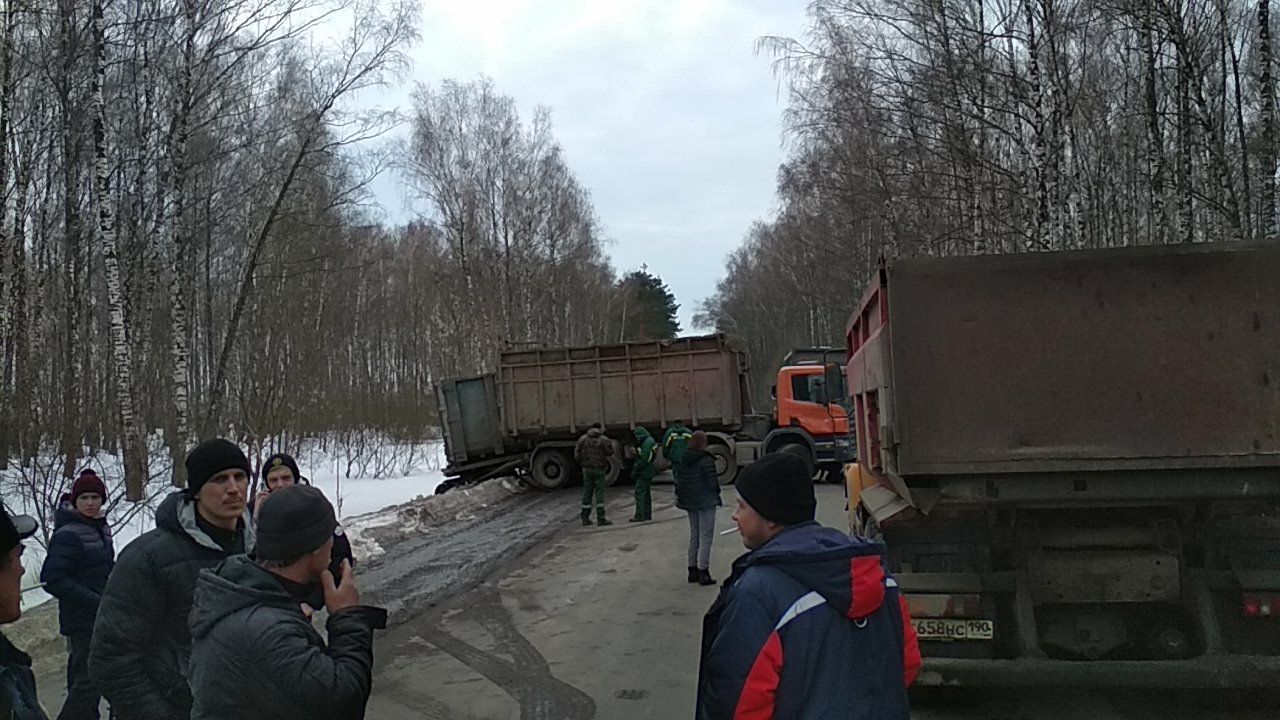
[
  {"left": 41, "top": 469, "right": 114, "bottom": 720},
  {"left": 90, "top": 439, "right": 255, "bottom": 720},
  {"left": 696, "top": 453, "right": 921, "bottom": 719},
  {"left": 250, "top": 452, "right": 355, "bottom": 590},
  {"left": 189, "top": 485, "right": 387, "bottom": 720}
]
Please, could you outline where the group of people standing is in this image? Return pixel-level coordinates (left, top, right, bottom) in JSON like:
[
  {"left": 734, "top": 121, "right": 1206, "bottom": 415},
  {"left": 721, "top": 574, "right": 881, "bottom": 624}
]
[
  {"left": 0, "top": 440, "right": 382, "bottom": 720},
  {"left": 572, "top": 421, "right": 922, "bottom": 719},
  {"left": 573, "top": 420, "right": 722, "bottom": 586}
]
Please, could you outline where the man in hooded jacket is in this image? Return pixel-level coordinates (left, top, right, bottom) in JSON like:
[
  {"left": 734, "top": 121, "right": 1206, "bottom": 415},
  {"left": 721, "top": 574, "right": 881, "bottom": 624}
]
[
  {"left": 251, "top": 452, "right": 355, "bottom": 604},
  {"left": 40, "top": 469, "right": 114, "bottom": 720},
  {"left": 189, "top": 485, "right": 386, "bottom": 720},
  {"left": 629, "top": 427, "right": 658, "bottom": 522},
  {"left": 696, "top": 453, "right": 921, "bottom": 720},
  {"left": 89, "top": 439, "right": 255, "bottom": 720}
]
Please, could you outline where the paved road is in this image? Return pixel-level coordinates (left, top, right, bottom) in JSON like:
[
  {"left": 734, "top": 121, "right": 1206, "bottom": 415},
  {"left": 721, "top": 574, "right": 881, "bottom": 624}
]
[
  {"left": 366, "top": 482, "right": 1274, "bottom": 720},
  {"left": 28, "top": 479, "right": 1274, "bottom": 718}
]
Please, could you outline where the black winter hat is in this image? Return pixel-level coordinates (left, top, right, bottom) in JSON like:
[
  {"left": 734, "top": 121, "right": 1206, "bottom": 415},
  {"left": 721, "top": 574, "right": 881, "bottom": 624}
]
[
  {"left": 185, "top": 439, "right": 252, "bottom": 495},
  {"left": 735, "top": 453, "right": 816, "bottom": 525},
  {"left": 262, "top": 453, "right": 302, "bottom": 483},
  {"left": 254, "top": 485, "right": 337, "bottom": 561}
]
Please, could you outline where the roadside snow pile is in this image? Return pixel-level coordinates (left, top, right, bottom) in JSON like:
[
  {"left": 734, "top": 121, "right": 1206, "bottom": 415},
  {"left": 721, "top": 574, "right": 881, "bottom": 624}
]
[{"left": 345, "top": 478, "right": 527, "bottom": 564}]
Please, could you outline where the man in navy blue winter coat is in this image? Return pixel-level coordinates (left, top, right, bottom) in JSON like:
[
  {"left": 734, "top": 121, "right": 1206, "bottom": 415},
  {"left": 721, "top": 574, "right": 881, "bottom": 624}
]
[
  {"left": 41, "top": 469, "right": 115, "bottom": 720},
  {"left": 696, "top": 453, "right": 921, "bottom": 720}
]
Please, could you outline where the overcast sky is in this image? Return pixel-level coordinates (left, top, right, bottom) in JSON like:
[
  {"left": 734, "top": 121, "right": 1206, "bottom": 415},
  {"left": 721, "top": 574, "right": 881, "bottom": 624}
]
[{"left": 371, "top": 0, "right": 811, "bottom": 331}]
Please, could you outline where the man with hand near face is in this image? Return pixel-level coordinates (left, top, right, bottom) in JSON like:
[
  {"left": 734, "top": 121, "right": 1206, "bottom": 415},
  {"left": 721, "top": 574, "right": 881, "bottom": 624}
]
[
  {"left": 0, "top": 504, "right": 45, "bottom": 719},
  {"left": 41, "top": 469, "right": 114, "bottom": 720},
  {"left": 696, "top": 453, "right": 921, "bottom": 720},
  {"left": 89, "top": 439, "right": 256, "bottom": 720},
  {"left": 189, "top": 485, "right": 387, "bottom": 720},
  {"left": 251, "top": 452, "right": 355, "bottom": 608}
]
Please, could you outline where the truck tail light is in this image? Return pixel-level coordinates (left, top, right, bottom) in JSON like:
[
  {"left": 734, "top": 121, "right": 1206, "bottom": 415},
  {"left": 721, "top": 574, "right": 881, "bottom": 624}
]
[{"left": 1242, "top": 594, "right": 1277, "bottom": 617}]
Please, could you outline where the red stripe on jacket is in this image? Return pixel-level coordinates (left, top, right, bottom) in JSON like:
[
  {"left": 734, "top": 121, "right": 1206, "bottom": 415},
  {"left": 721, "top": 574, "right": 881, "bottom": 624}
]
[
  {"left": 899, "top": 594, "right": 922, "bottom": 687},
  {"left": 849, "top": 556, "right": 885, "bottom": 618},
  {"left": 734, "top": 630, "right": 783, "bottom": 719}
]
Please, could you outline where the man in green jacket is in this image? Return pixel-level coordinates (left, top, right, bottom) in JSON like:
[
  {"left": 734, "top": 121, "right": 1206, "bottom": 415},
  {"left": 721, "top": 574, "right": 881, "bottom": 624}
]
[
  {"left": 630, "top": 427, "right": 658, "bottom": 522},
  {"left": 662, "top": 421, "right": 693, "bottom": 465}
]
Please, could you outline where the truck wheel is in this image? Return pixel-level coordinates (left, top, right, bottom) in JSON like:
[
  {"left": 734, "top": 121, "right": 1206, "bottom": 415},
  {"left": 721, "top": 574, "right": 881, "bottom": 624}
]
[
  {"left": 708, "top": 444, "right": 738, "bottom": 485},
  {"left": 775, "top": 443, "right": 815, "bottom": 477},
  {"left": 603, "top": 452, "right": 624, "bottom": 487},
  {"left": 529, "top": 449, "right": 575, "bottom": 491}
]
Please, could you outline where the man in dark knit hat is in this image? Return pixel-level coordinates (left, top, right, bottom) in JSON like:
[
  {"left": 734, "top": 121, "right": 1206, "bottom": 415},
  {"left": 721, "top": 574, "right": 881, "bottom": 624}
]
[
  {"left": 250, "top": 452, "right": 354, "bottom": 589},
  {"left": 696, "top": 453, "right": 921, "bottom": 720},
  {"left": 90, "top": 439, "right": 255, "bottom": 720},
  {"left": 189, "top": 485, "right": 386, "bottom": 720}
]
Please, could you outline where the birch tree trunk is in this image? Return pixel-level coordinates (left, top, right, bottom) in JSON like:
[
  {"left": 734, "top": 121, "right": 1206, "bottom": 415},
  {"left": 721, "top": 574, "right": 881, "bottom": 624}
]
[
  {"left": 1260, "top": 0, "right": 1276, "bottom": 238},
  {"left": 93, "top": 0, "right": 147, "bottom": 499}
]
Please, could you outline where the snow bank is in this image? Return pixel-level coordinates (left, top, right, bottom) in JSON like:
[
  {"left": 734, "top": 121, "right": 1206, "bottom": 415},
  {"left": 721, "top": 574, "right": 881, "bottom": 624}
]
[
  {"left": 5, "top": 438, "right": 449, "bottom": 610},
  {"left": 344, "top": 477, "right": 527, "bottom": 564}
]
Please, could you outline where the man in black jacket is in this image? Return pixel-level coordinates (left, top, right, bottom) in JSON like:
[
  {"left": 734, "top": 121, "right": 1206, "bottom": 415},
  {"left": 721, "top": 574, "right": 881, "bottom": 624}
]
[
  {"left": 0, "top": 503, "right": 45, "bottom": 719},
  {"left": 89, "top": 439, "right": 255, "bottom": 720},
  {"left": 250, "top": 452, "right": 355, "bottom": 597},
  {"left": 40, "top": 469, "right": 114, "bottom": 720},
  {"left": 189, "top": 485, "right": 387, "bottom": 720}
]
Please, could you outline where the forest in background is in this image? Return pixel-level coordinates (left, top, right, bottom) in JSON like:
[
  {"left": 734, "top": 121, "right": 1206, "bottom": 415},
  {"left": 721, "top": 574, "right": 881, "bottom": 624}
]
[
  {"left": 0, "top": 0, "right": 681, "bottom": 513},
  {"left": 700, "top": 0, "right": 1272, "bottom": 404}
]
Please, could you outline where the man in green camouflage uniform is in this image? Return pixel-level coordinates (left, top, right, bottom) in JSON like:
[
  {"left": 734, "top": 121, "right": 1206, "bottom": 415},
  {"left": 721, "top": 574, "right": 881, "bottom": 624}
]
[
  {"left": 574, "top": 424, "right": 615, "bottom": 527},
  {"left": 630, "top": 427, "right": 658, "bottom": 522}
]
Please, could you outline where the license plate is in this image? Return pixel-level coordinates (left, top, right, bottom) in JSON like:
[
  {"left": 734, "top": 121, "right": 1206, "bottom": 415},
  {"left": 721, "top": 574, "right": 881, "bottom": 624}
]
[{"left": 913, "top": 618, "right": 995, "bottom": 641}]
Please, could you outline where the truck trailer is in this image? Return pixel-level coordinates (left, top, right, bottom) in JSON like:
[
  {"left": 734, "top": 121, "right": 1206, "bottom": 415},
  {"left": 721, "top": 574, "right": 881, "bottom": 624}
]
[
  {"left": 846, "top": 243, "right": 1280, "bottom": 688},
  {"left": 436, "top": 334, "right": 853, "bottom": 492}
]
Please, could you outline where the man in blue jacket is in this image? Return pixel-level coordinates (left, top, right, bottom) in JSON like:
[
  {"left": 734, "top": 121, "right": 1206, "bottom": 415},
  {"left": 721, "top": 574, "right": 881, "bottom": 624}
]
[
  {"left": 696, "top": 453, "right": 921, "bottom": 720},
  {"left": 41, "top": 470, "right": 115, "bottom": 720}
]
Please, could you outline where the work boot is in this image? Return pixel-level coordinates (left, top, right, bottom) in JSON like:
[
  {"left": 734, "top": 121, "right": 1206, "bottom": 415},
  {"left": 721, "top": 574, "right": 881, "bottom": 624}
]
[
  {"left": 582, "top": 517, "right": 592, "bottom": 527},
  {"left": 688, "top": 567, "right": 699, "bottom": 583},
  {"left": 698, "top": 569, "right": 716, "bottom": 586},
  {"left": 629, "top": 517, "right": 644, "bottom": 523},
  {"left": 597, "top": 519, "right": 613, "bottom": 527}
]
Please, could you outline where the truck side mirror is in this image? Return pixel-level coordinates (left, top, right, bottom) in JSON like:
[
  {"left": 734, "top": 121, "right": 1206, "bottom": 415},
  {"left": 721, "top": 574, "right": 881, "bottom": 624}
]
[
  {"left": 824, "top": 363, "right": 844, "bottom": 405},
  {"left": 770, "top": 385, "right": 777, "bottom": 400}
]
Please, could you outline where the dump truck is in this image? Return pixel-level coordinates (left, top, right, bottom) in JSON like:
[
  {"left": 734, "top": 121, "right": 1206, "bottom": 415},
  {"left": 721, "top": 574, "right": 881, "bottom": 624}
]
[
  {"left": 435, "top": 334, "right": 853, "bottom": 492},
  {"left": 845, "top": 243, "right": 1280, "bottom": 688}
]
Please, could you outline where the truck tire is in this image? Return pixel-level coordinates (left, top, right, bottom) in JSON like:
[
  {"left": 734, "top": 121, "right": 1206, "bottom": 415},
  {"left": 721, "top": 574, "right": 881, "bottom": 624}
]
[
  {"left": 529, "top": 449, "right": 575, "bottom": 491},
  {"left": 603, "top": 451, "right": 623, "bottom": 487},
  {"left": 775, "top": 443, "right": 815, "bottom": 477},
  {"left": 707, "top": 444, "right": 738, "bottom": 485}
]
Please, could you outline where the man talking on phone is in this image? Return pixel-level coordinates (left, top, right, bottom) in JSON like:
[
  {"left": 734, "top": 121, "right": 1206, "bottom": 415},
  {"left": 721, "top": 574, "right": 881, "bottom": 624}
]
[{"left": 187, "top": 485, "right": 387, "bottom": 720}]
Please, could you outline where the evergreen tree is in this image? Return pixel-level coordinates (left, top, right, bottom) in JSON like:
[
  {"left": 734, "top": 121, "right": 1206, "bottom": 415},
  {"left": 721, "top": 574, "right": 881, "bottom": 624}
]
[{"left": 613, "top": 269, "right": 681, "bottom": 342}]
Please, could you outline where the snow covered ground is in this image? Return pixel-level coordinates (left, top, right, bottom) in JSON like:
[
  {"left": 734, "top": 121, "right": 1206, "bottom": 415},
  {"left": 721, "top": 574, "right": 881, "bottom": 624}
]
[{"left": 5, "top": 439, "right": 447, "bottom": 610}]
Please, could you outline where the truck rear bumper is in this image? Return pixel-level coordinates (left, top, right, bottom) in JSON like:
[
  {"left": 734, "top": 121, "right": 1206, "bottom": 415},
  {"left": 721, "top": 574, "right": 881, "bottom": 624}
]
[{"left": 917, "top": 654, "right": 1280, "bottom": 689}]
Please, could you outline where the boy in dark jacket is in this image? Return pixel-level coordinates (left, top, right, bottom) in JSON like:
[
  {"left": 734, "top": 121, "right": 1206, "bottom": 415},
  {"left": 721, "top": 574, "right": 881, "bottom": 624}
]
[
  {"left": 89, "top": 439, "right": 256, "bottom": 720},
  {"left": 189, "top": 485, "right": 386, "bottom": 720},
  {"left": 0, "top": 503, "right": 45, "bottom": 720},
  {"left": 251, "top": 452, "right": 355, "bottom": 602},
  {"left": 697, "top": 453, "right": 921, "bottom": 720},
  {"left": 674, "top": 432, "right": 721, "bottom": 586},
  {"left": 630, "top": 428, "right": 658, "bottom": 523},
  {"left": 40, "top": 470, "right": 114, "bottom": 720}
]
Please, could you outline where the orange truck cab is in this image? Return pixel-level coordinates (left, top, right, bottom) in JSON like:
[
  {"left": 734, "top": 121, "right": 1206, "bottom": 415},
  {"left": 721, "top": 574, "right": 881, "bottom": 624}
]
[{"left": 761, "top": 350, "right": 856, "bottom": 480}]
